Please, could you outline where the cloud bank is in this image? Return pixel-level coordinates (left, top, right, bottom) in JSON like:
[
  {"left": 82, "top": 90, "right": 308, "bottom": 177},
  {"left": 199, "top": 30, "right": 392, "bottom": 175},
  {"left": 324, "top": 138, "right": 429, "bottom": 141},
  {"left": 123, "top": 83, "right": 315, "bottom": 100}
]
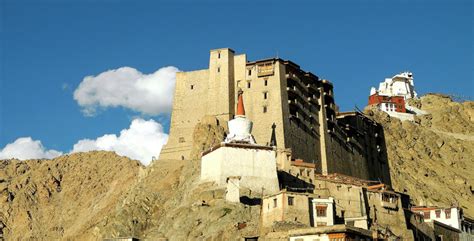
[
  {"left": 0, "top": 137, "right": 63, "bottom": 160},
  {"left": 72, "top": 118, "right": 168, "bottom": 165},
  {"left": 74, "top": 66, "right": 179, "bottom": 116},
  {"left": 1, "top": 119, "right": 168, "bottom": 165}
]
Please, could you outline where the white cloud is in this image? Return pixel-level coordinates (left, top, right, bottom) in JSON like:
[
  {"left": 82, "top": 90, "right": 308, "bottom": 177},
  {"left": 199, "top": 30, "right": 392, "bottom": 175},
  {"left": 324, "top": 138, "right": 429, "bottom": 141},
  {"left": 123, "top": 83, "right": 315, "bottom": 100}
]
[
  {"left": 0, "top": 137, "right": 63, "bottom": 160},
  {"left": 71, "top": 118, "right": 168, "bottom": 165},
  {"left": 73, "top": 66, "right": 179, "bottom": 116}
]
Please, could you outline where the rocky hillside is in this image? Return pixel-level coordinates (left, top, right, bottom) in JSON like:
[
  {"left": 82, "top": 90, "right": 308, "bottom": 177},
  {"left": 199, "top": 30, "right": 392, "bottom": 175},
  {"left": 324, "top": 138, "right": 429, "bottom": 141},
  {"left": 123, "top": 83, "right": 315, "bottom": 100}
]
[
  {"left": 365, "top": 94, "right": 474, "bottom": 216},
  {"left": 0, "top": 94, "right": 472, "bottom": 240},
  {"left": 0, "top": 116, "right": 260, "bottom": 240},
  {"left": 0, "top": 151, "right": 143, "bottom": 240}
]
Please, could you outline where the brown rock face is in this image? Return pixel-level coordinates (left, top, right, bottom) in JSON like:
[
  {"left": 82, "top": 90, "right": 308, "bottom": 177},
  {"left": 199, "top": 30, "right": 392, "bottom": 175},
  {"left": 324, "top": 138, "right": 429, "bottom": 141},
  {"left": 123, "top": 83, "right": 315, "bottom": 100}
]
[
  {"left": 0, "top": 151, "right": 143, "bottom": 240},
  {"left": 365, "top": 94, "right": 474, "bottom": 216}
]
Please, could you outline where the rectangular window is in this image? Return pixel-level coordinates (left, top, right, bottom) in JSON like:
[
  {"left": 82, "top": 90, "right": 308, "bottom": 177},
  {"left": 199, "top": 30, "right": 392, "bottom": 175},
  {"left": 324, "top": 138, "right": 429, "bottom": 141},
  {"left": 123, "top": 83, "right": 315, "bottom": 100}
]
[
  {"left": 288, "top": 196, "right": 294, "bottom": 206},
  {"left": 445, "top": 209, "right": 451, "bottom": 219},
  {"left": 263, "top": 106, "right": 267, "bottom": 113},
  {"left": 248, "top": 69, "right": 252, "bottom": 76},
  {"left": 423, "top": 211, "right": 430, "bottom": 219},
  {"left": 273, "top": 198, "right": 277, "bottom": 208},
  {"left": 247, "top": 82, "right": 251, "bottom": 88},
  {"left": 217, "top": 67, "right": 220, "bottom": 73},
  {"left": 263, "top": 92, "right": 268, "bottom": 99},
  {"left": 190, "top": 85, "right": 194, "bottom": 90},
  {"left": 436, "top": 210, "right": 441, "bottom": 218},
  {"left": 264, "top": 80, "right": 268, "bottom": 86},
  {"left": 218, "top": 52, "right": 220, "bottom": 58},
  {"left": 316, "top": 205, "right": 327, "bottom": 217}
]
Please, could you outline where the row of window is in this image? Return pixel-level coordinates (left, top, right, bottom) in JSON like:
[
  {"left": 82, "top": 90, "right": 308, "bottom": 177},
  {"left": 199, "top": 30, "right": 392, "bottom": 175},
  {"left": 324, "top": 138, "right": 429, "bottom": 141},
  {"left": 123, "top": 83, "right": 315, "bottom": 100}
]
[
  {"left": 188, "top": 80, "right": 269, "bottom": 89},
  {"left": 188, "top": 83, "right": 269, "bottom": 100},
  {"left": 188, "top": 84, "right": 270, "bottom": 113},
  {"left": 268, "top": 196, "right": 295, "bottom": 210},
  {"left": 246, "top": 79, "right": 268, "bottom": 88},
  {"left": 422, "top": 209, "right": 452, "bottom": 219}
]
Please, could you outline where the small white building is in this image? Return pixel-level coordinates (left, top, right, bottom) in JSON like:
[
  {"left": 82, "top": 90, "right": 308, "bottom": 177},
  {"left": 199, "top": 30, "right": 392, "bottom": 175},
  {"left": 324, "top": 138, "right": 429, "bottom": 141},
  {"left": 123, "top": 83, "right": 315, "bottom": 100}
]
[
  {"left": 411, "top": 206, "right": 461, "bottom": 230},
  {"left": 312, "top": 197, "right": 335, "bottom": 227}
]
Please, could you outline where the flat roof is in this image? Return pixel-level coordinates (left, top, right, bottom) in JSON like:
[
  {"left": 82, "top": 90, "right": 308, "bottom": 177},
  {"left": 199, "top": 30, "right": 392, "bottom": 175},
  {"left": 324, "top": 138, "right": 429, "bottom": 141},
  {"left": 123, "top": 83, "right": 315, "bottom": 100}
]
[
  {"left": 246, "top": 57, "right": 322, "bottom": 81},
  {"left": 201, "top": 142, "right": 274, "bottom": 157},
  {"left": 411, "top": 206, "right": 455, "bottom": 211},
  {"left": 315, "top": 173, "right": 381, "bottom": 187},
  {"left": 262, "top": 189, "right": 320, "bottom": 199},
  {"left": 288, "top": 225, "right": 373, "bottom": 237}
]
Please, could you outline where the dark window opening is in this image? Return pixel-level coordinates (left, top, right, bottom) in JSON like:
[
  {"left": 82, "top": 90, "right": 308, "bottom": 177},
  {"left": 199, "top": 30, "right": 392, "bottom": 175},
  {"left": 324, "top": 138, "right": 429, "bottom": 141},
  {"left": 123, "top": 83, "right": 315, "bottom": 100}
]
[
  {"left": 288, "top": 196, "right": 294, "bottom": 206},
  {"left": 263, "top": 92, "right": 268, "bottom": 99},
  {"left": 190, "top": 85, "right": 194, "bottom": 90},
  {"left": 218, "top": 52, "right": 220, "bottom": 58},
  {"left": 248, "top": 69, "right": 252, "bottom": 75},
  {"left": 217, "top": 67, "right": 220, "bottom": 73},
  {"left": 247, "top": 82, "right": 251, "bottom": 88},
  {"left": 263, "top": 106, "right": 267, "bottom": 113},
  {"left": 273, "top": 198, "right": 277, "bottom": 207},
  {"left": 264, "top": 80, "right": 268, "bottom": 86}
]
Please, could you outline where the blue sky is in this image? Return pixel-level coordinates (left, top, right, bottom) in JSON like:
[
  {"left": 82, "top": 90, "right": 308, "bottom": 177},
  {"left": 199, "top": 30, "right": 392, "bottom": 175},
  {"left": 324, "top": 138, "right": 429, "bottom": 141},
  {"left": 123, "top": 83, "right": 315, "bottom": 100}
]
[{"left": 1, "top": 0, "right": 473, "bottom": 161}]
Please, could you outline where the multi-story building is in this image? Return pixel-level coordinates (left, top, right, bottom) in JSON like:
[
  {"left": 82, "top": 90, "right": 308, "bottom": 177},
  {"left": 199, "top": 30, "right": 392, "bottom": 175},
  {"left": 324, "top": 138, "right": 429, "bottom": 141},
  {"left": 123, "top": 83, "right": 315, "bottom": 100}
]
[
  {"left": 367, "top": 72, "right": 423, "bottom": 121},
  {"left": 160, "top": 48, "right": 390, "bottom": 184}
]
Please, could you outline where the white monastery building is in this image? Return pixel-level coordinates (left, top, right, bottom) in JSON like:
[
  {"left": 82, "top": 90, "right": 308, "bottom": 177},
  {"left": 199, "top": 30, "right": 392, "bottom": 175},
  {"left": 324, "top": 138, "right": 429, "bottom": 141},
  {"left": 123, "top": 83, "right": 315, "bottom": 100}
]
[{"left": 368, "top": 72, "right": 426, "bottom": 121}]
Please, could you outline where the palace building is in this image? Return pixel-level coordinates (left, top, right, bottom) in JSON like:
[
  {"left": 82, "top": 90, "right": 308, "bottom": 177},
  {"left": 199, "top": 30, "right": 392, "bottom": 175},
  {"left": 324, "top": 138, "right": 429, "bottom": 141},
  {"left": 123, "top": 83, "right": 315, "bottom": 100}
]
[{"left": 160, "top": 48, "right": 391, "bottom": 184}]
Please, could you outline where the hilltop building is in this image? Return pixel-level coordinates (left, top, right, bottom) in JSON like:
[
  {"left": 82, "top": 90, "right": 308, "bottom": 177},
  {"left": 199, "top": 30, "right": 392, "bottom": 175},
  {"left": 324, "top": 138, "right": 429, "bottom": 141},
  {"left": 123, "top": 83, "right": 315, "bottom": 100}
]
[
  {"left": 368, "top": 72, "right": 427, "bottom": 121},
  {"left": 370, "top": 72, "right": 417, "bottom": 100},
  {"left": 161, "top": 48, "right": 391, "bottom": 185}
]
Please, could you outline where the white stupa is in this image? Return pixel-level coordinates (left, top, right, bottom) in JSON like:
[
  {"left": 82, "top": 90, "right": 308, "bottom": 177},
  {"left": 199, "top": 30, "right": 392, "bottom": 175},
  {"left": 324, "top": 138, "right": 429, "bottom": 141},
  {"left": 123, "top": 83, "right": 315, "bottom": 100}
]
[{"left": 224, "top": 89, "right": 256, "bottom": 144}]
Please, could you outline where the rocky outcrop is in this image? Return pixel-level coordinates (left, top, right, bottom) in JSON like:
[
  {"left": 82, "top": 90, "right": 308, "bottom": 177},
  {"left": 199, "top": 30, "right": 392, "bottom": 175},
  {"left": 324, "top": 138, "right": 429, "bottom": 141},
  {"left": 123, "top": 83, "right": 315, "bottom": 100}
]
[{"left": 365, "top": 94, "right": 474, "bottom": 216}]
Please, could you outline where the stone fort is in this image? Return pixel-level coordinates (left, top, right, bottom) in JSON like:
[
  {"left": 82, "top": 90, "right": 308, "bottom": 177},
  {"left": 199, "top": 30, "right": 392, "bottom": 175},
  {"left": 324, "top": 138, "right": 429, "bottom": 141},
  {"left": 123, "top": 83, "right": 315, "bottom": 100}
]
[{"left": 160, "top": 48, "right": 391, "bottom": 184}]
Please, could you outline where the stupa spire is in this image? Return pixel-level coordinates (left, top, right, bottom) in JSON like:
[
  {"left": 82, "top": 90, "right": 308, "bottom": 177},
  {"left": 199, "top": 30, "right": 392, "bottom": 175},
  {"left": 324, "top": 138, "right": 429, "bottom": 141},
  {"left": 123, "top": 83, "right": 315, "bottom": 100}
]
[{"left": 236, "top": 89, "right": 245, "bottom": 116}]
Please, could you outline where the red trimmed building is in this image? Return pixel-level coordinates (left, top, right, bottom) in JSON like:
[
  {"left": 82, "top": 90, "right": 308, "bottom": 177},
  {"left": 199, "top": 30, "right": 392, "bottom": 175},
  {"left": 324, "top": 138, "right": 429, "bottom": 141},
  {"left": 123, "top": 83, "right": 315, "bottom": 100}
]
[{"left": 368, "top": 94, "right": 406, "bottom": 113}]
